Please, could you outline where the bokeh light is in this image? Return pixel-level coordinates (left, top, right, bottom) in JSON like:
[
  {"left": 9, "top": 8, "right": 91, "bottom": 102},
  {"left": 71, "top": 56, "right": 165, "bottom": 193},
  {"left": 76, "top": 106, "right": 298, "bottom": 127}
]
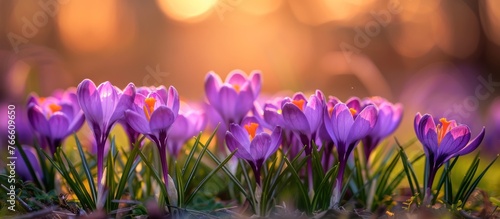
[{"left": 157, "top": 0, "right": 217, "bottom": 22}]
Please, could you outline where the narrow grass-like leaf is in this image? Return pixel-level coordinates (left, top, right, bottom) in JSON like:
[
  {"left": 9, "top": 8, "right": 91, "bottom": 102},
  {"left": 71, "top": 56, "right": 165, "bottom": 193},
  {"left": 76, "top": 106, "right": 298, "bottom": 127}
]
[
  {"left": 15, "top": 142, "right": 43, "bottom": 189},
  {"left": 312, "top": 164, "right": 338, "bottom": 210},
  {"left": 185, "top": 126, "right": 218, "bottom": 192},
  {"left": 75, "top": 134, "right": 97, "bottom": 203},
  {"left": 175, "top": 162, "right": 185, "bottom": 207},
  {"left": 138, "top": 150, "right": 170, "bottom": 206},
  {"left": 283, "top": 157, "right": 311, "bottom": 214},
  {"left": 182, "top": 132, "right": 202, "bottom": 176},
  {"left": 454, "top": 154, "right": 480, "bottom": 204},
  {"left": 204, "top": 148, "right": 249, "bottom": 199},
  {"left": 113, "top": 137, "right": 143, "bottom": 210},
  {"left": 185, "top": 150, "right": 236, "bottom": 205},
  {"left": 460, "top": 154, "right": 498, "bottom": 208}
]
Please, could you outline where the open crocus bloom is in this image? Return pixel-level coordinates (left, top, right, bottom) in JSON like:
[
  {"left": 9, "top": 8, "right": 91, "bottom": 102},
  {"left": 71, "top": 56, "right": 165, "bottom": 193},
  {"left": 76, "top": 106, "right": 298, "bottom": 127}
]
[
  {"left": 225, "top": 117, "right": 282, "bottom": 185},
  {"left": 77, "top": 79, "right": 136, "bottom": 185},
  {"left": 27, "top": 88, "right": 85, "bottom": 155},
  {"left": 205, "top": 70, "right": 261, "bottom": 125},
  {"left": 414, "top": 113, "right": 485, "bottom": 200},
  {"left": 125, "top": 85, "right": 179, "bottom": 189}
]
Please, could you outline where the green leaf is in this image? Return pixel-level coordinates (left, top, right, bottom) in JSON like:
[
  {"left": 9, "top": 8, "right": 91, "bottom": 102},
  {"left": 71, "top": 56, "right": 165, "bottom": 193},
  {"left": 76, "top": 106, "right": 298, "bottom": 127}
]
[
  {"left": 113, "top": 137, "right": 144, "bottom": 210},
  {"left": 204, "top": 147, "right": 249, "bottom": 199},
  {"left": 75, "top": 134, "right": 97, "bottom": 203},
  {"left": 185, "top": 149, "right": 236, "bottom": 205},
  {"left": 182, "top": 132, "right": 202, "bottom": 176},
  {"left": 283, "top": 156, "right": 311, "bottom": 214},
  {"left": 175, "top": 162, "right": 185, "bottom": 207},
  {"left": 398, "top": 145, "right": 421, "bottom": 200},
  {"left": 138, "top": 149, "right": 170, "bottom": 207},
  {"left": 15, "top": 141, "right": 43, "bottom": 189},
  {"left": 460, "top": 154, "right": 498, "bottom": 208},
  {"left": 184, "top": 126, "right": 218, "bottom": 193}
]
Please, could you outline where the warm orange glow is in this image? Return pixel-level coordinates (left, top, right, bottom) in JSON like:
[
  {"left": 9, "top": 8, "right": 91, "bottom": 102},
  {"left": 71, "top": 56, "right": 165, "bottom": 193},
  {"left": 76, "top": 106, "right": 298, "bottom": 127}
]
[
  {"left": 239, "top": 0, "right": 283, "bottom": 16},
  {"left": 292, "top": 99, "right": 305, "bottom": 111},
  {"left": 58, "top": 0, "right": 121, "bottom": 53},
  {"left": 49, "top": 104, "right": 62, "bottom": 113},
  {"left": 480, "top": 0, "right": 500, "bottom": 46},
  {"left": 157, "top": 0, "right": 216, "bottom": 22},
  {"left": 244, "top": 122, "right": 259, "bottom": 139}
]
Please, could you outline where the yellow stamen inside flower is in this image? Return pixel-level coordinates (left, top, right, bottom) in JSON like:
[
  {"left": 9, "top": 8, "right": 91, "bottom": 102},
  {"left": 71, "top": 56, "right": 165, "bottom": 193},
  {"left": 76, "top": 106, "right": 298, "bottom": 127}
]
[
  {"left": 49, "top": 104, "right": 62, "bottom": 113},
  {"left": 233, "top": 84, "right": 241, "bottom": 93},
  {"left": 277, "top": 109, "right": 282, "bottom": 115},
  {"left": 244, "top": 122, "right": 259, "bottom": 140},
  {"left": 349, "top": 108, "right": 357, "bottom": 116},
  {"left": 143, "top": 97, "right": 156, "bottom": 120},
  {"left": 437, "top": 118, "right": 452, "bottom": 144},
  {"left": 292, "top": 99, "right": 305, "bottom": 111}
]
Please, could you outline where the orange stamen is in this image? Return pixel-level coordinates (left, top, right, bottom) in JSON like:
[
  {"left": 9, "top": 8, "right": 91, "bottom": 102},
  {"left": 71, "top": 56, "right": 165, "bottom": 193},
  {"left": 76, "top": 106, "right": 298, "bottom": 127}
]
[
  {"left": 233, "top": 84, "right": 241, "bottom": 93},
  {"left": 437, "top": 118, "right": 452, "bottom": 144},
  {"left": 292, "top": 99, "right": 305, "bottom": 111},
  {"left": 328, "top": 106, "right": 334, "bottom": 117},
  {"left": 244, "top": 122, "right": 259, "bottom": 140},
  {"left": 349, "top": 108, "right": 357, "bottom": 116},
  {"left": 39, "top": 97, "right": 46, "bottom": 103},
  {"left": 49, "top": 104, "right": 62, "bottom": 113},
  {"left": 143, "top": 97, "right": 156, "bottom": 120}
]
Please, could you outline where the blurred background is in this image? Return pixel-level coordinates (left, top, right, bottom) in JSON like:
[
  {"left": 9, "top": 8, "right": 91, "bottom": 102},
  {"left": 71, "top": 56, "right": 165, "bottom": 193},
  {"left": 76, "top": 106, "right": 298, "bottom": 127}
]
[{"left": 0, "top": 0, "right": 499, "bottom": 152}]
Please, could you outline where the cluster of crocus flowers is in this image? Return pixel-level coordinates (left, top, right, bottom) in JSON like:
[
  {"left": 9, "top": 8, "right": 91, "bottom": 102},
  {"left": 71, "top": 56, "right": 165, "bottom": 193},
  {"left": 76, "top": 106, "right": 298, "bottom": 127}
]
[
  {"left": 414, "top": 113, "right": 485, "bottom": 204},
  {"left": 27, "top": 88, "right": 85, "bottom": 155},
  {"left": 21, "top": 69, "right": 491, "bottom": 212}
]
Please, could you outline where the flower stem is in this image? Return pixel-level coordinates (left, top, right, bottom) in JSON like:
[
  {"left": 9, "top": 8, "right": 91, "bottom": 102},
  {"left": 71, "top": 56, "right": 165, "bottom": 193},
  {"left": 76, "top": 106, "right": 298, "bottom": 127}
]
[
  {"left": 158, "top": 143, "right": 169, "bottom": 192},
  {"left": 331, "top": 160, "right": 345, "bottom": 208}
]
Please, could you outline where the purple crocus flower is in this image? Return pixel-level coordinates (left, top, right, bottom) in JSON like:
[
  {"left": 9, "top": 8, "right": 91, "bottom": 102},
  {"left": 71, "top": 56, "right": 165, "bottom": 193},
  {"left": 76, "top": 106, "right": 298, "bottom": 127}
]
[
  {"left": 361, "top": 97, "right": 403, "bottom": 161},
  {"left": 281, "top": 91, "right": 324, "bottom": 146},
  {"left": 205, "top": 70, "right": 261, "bottom": 125},
  {"left": 125, "top": 85, "right": 179, "bottom": 189},
  {"left": 414, "top": 113, "right": 485, "bottom": 203},
  {"left": 77, "top": 79, "right": 136, "bottom": 185},
  {"left": 225, "top": 117, "right": 282, "bottom": 185},
  {"left": 167, "top": 102, "right": 206, "bottom": 157},
  {"left": 324, "top": 100, "right": 377, "bottom": 206},
  {"left": 27, "top": 88, "right": 85, "bottom": 155}
]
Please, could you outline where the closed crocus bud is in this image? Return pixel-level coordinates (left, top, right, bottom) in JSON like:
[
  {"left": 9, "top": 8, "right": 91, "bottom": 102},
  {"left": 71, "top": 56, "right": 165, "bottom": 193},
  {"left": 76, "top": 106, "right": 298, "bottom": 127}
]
[
  {"left": 204, "top": 70, "right": 261, "bottom": 125},
  {"left": 324, "top": 99, "right": 377, "bottom": 206},
  {"left": 361, "top": 96, "right": 403, "bottom": 161},
  {"left": 77, "top": 79, "right": 136, "bottom": 186},
  {"left": 167, "top": 101, "right": 206, "bottom": 157},
  {"left": 27, "top": 88, "right": 85, "bottom": 155}
]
